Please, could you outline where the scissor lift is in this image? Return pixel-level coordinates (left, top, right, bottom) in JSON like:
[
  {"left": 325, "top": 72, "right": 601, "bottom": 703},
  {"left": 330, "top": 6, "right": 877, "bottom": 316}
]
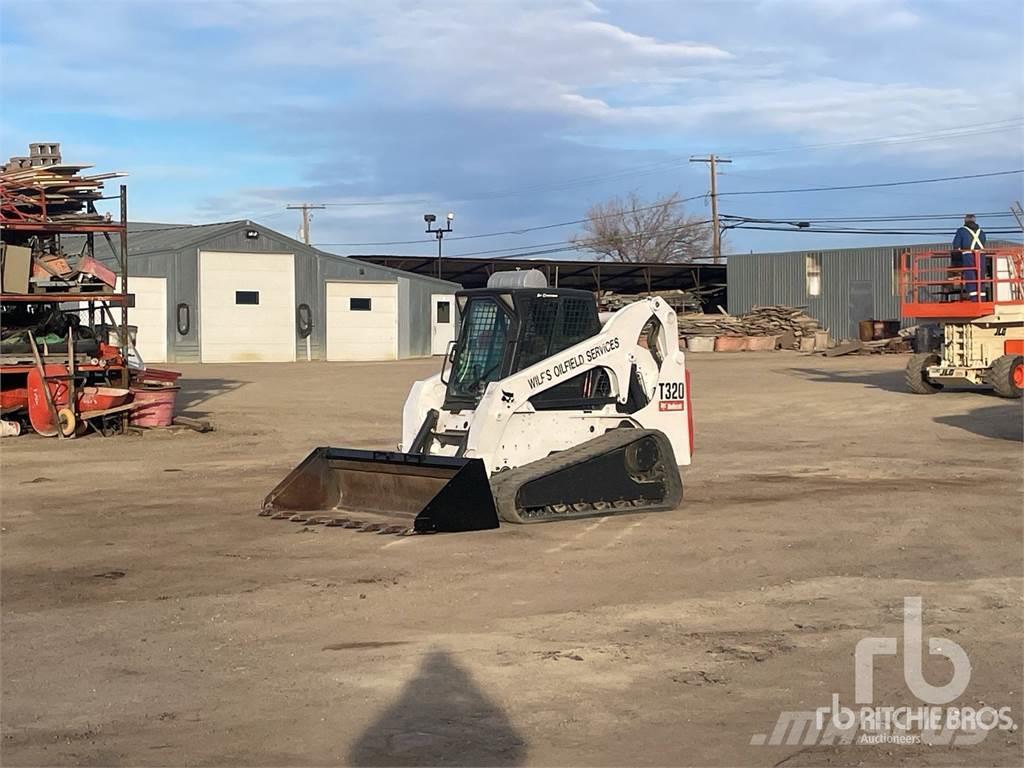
[{"left": 900, "top": 248, "right": 1024, "bottom": 398}]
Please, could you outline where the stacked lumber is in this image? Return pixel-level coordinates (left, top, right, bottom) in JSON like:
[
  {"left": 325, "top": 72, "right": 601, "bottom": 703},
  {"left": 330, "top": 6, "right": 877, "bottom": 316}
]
[
  {"left": 0, "top": 164, "right": 126, "bottom": 224},
  {"left": 819, "top": 338, "right": 911, "bottom": 356},
  {"left": 737, "top": 305, "right": 820, "bottom": 346},
  {"left": 677, "top": 313, "right": 747, "bottom": 337},
  {"left": 677, "top": 304, "right": 821, "bottom": 349}
]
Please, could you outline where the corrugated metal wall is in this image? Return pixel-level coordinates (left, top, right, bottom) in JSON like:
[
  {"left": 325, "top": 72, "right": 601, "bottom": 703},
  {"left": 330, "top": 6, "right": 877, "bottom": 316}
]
[
  {"left": 124, "top": 222, "right": 457, "bottom": 362},
  {"left": 727, "top": 243, "right": 953, "bottom": 339}
]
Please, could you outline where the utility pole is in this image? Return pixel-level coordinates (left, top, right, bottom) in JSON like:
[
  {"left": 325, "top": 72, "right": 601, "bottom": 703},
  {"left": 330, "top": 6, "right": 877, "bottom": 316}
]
[
  {"left": 690, "top": 155, "right": 732, "bottom": 263},
  {"left": 287, "top": 203, "right": 326, "bottom": 244}
]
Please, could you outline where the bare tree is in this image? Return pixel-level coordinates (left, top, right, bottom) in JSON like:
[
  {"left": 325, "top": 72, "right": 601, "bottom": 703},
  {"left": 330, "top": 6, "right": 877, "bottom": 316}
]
[{"left": 571, "top": 191, "right": 712, "bottom": 263}]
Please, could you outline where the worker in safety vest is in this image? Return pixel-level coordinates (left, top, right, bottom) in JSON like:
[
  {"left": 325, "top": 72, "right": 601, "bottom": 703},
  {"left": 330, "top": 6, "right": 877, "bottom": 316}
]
[{"left": 951, "top": 214, "right": 987, "bottom": 300}]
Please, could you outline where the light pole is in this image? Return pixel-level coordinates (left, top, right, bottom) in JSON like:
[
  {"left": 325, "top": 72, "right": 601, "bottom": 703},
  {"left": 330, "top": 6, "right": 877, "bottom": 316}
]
[{"left": 425, "top": 212, "right": 454, "bottom": 279}]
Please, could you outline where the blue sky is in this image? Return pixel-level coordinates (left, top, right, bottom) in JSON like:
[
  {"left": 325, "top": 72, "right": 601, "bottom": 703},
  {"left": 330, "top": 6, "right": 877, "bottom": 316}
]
[{"left": 1, "top": 0, "right": 1021, "bottom": 257}]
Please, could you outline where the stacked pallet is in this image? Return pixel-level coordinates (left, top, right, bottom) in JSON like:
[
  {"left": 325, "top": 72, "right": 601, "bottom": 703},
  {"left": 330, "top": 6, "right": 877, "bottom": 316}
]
[
  {"left": 677, "top": 305, "right": 821, "bottom": 349},
  {"left": 0, "top": 164, "right": 126, "bottom": 224},
  {"left": 599, "top": 289, "right": 703, "bottom": 314}
]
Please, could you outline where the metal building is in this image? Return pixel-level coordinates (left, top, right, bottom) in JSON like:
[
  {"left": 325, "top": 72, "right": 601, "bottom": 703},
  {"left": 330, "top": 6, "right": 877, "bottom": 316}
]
[
  {"left": 79, "top": 220, "right": 460, "bottom": 363},
  {"left": 726, "top": 242, "right": 1020, "bottom": 339}
]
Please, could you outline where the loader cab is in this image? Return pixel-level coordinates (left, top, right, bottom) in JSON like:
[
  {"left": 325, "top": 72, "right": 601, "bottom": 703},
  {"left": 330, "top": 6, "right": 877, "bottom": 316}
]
[{"left": 443, "top": 287, "right": 602, "bottom": 410}]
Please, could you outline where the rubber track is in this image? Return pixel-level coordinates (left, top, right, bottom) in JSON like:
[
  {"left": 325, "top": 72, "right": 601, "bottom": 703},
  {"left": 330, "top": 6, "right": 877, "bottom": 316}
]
[{"left": 488, "top": 428, "right": 682, "bottom": 524}]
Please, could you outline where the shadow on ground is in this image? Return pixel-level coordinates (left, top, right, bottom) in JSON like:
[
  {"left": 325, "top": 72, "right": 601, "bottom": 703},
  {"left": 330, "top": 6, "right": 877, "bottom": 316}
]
[
  {"left": 785, "top": 365, "right": 991, "bottom": 395},
  {"left": 935, "top": 404, "right": 1024, "bottom": 441},
  {"left": 175, "top": 377, "right": 246, "bottom": 417},
  {"left": 349, "top": 650, "right": 527, "bottom": 767}
]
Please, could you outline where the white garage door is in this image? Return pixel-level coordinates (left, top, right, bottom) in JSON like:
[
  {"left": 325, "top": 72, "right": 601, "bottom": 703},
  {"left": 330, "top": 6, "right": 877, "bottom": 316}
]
[
  {"left": 326, "top": 282, "right": 398, "bottom": 361},
  {"left": 88, "top": 277, "right": 167, "bottom": 363},
  {"left": 121, "top": 277, "right": 167, "bottom": 363},
  {"left": 199, "top": 251, "right": 295, "bottom": 363}
]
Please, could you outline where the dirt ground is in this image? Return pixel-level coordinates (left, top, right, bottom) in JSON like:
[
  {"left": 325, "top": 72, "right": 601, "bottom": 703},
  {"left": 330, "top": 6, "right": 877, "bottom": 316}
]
[{"left": 1, "top": 352, "right": 1021, "bottom": 767}]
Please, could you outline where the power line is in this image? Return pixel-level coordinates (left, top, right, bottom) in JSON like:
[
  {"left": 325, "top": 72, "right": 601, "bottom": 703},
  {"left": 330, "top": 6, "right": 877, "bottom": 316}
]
[
  {"left": 446, "top": 218, "right": 712, "bottom": 259},
  {"left": 315, "top": 193, "right": 708, "bottom": 247},
  {"left": 319, "top": 198, "right": 433, "bottom": 208},
  {"left": 721, "top": 214, "right": 1017, "bottom": 228},
  {"left": 343, "top": 217, "right": 712, "bottom": 261},
  {"left": 716, "top": 169, "right": 1023, "bottom": 197},
  {"left": 727, "top": 224, "right": 1023, "bottom": 236},
  {"left": 446, "top": 216, "right": 1018, "bottom": 258},
  {"left": 315, "top": 169, "right": 1022, "bottom": 248},
  {"left": 722, "top": 212, "right": 1015, "bottom": 224},
  {"left": 479, "top": 120, "right": 1021, "bottom": 199},
  {"left": 451, "top": 226, "right": 1022, "bottom": 261},
  {"left": 728, "top": 119, "right": 1024, "bottom": 158},
  {"left": 348, "top": 219, "right": 1021, "bottom": 263},
  {"left": 254, "top": 119, "right": 1024, "bottom": 211}
]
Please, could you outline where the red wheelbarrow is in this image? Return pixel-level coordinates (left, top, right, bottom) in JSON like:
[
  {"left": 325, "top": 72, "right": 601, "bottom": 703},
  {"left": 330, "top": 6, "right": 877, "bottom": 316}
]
[{"left": 27, "top": 365, "right": 133, "bottom": 437}]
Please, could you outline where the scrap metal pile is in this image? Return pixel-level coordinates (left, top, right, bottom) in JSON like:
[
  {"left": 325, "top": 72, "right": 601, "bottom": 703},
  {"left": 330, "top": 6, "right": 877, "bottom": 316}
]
[
  {"left": 0, "top": 241, "right": 118, "bottom": 295},
  {"left": 1, "top": 142, "right": 194, "bottom": 439},
  {"left": 1, "top": 144, "right": 125, "bottom": 295},
  {"left": 0, "top": 300, "right": 191, "bottom": 438},
  {"left": 1, "top": 146, "right": 126, "bottom": 227}
]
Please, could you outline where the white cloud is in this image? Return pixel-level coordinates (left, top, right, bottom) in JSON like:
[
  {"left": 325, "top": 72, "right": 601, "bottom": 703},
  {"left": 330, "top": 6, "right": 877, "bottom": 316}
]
[
  {"left": 2, "top": 0, "right": 1020, "bottom": 226},
  {"left": 759, "top": 0, "right": 921, "bottom": 30},
  {"left": 1, "top": 1, "right": 735, "bottom": 120}
]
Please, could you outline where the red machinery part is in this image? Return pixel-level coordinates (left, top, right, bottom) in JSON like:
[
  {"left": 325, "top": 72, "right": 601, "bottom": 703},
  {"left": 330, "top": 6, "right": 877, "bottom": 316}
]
[
  {"left": 26, "top": 366, "right": 132, "bottom": 436},
  {"left": 685, "top": 368, "right": 694, "bottom": 457},
  {"left": 899, "top": 248, "right": 1024, "bottom": 319},
  {"left": 0, "top": 387, "right": 29, "bottom": 412},
  {"left": 26, "top": 364, "right": 70, "bottom": 436}
]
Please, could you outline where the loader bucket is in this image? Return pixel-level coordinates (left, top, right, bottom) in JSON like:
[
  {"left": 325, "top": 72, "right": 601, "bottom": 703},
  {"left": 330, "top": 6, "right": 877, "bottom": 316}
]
[{"left": 260, "top": 447, "right": 499, "bottom": 533}]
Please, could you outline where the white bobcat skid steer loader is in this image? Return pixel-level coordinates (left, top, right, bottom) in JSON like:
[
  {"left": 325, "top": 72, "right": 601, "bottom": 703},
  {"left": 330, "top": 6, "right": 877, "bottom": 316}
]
[{"left": 262, "top": 271, "right": 694, "bottom": 534}]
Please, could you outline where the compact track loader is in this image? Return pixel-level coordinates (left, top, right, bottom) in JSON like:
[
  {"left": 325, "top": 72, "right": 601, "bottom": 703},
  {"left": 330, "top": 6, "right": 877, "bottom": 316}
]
[{"left": 261, "top": 271, "right": 693, "bottom": 534}]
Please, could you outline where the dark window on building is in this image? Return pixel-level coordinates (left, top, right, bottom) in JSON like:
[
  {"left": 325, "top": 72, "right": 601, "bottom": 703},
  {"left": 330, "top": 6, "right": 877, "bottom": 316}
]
[
  {"left": 235, "top": 290, "right": 260, "bottom": 305},
  {"left": 350, "top": 298, "right": 372, "bottom": 311},
  {"left": 436, "top": 300, "right": 451, "bottom": 323}
]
